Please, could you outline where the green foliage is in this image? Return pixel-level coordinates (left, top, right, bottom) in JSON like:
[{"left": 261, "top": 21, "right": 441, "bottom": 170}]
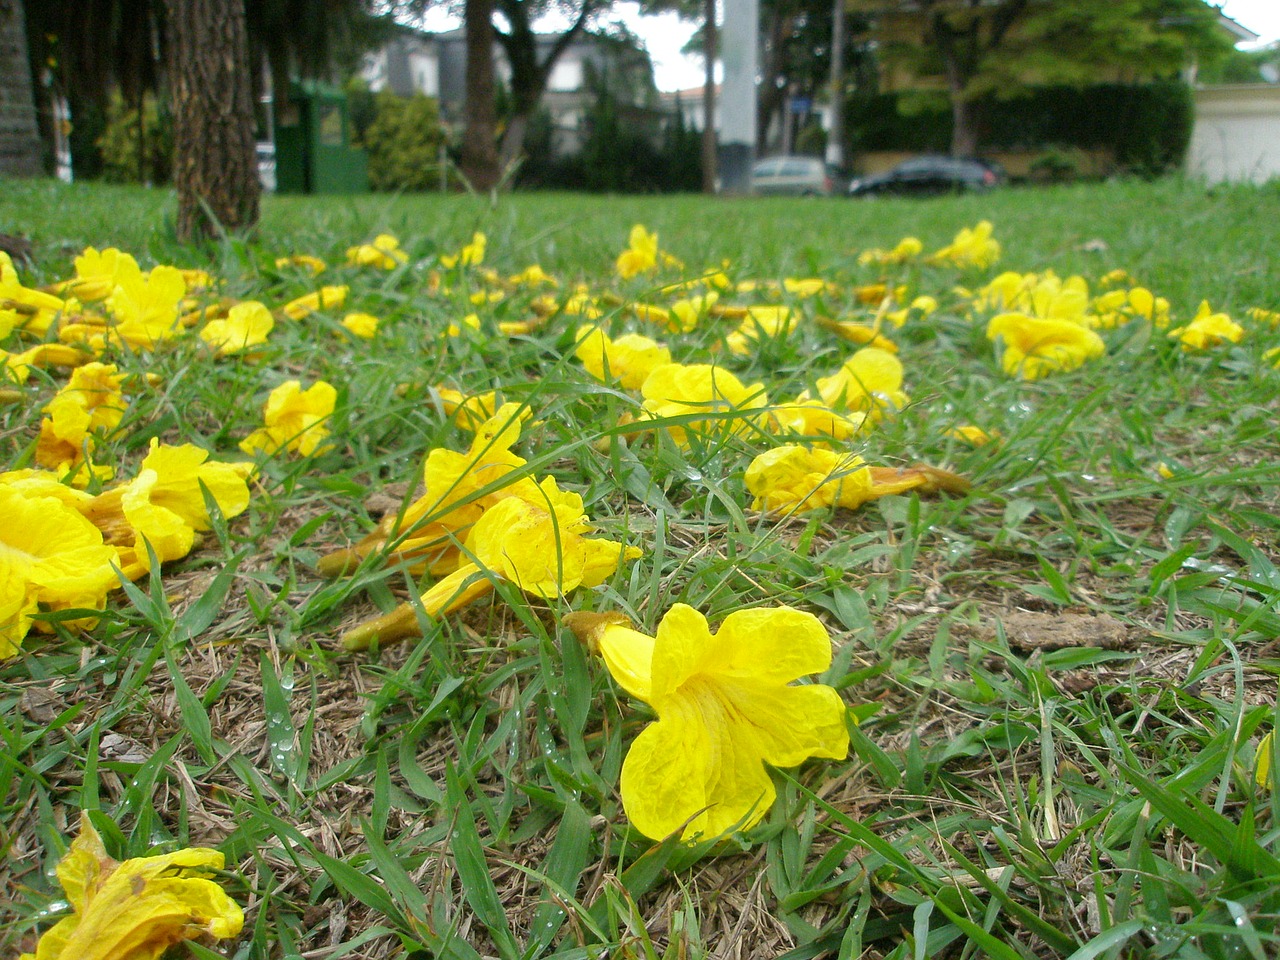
[
  {"left": 95, "top": 91, "right": 172, "bottom": 185},
  {"left": 361, "top": 90, "right": 448, "bottom": 192},
  {"left": 847, "top": 82, "right": 1195, "bottom": 172},
  {"left": 794, "top": 121, "right": 829, "bottom": 158}
]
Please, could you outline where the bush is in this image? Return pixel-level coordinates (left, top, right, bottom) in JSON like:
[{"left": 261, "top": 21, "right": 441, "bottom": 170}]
[
  {"left": 361, "top": 91, "right": 448, "bottom": 192},
  {"left": 96, "top": 91, "right": 171, "bottom": 184}
]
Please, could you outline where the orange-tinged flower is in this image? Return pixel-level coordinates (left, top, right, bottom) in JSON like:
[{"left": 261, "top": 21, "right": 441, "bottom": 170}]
[
  {"left": 574, "top": 325, "right": 671, "bottom": 390},
  {"left": 1167, "top": 301, "right": 1243, "bottom": 351},
  {"left": 568, "top": 604, "right": 848, "bottom": 840},
  {"left": 281, "top": 285, "right": 348, "bottom": 320},
  {"left": 1, "top": 486, "right": 119, "bottom": 656},
  {"left": 199, "top": 301, "right": 274, "bottom": 356},
  {"left": 19, "top": 813, "right": 243, "bottom": 960},
  {"left": 346, "top": 234, "right": 408, "bottom": 269},
  {"left": 986, "top": 313, "right": 1105, "bottom": 379},
  {"left": 639, "top": 363, "right": 769, "bottom": 446},
  {"left": 240, "top": 380, "right": 337, "bottom": 457}
]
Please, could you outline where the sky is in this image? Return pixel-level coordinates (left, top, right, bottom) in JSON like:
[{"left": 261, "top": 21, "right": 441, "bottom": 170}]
[{"left": 421, "top": 1, "right": 1280, "bottom": 94}]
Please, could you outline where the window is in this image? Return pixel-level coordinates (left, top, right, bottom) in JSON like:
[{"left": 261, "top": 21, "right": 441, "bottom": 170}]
[{"left": 548, "top": 60, "right": 583, "bottom": 92}]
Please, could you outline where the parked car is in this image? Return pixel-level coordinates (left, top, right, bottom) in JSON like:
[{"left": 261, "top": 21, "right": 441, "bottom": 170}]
[
  {"left": 751, "top": 156, "right": 841, "bottom": 196},
  {"left": 848, "top": 155, "right": 1004, "bottom": 197}
]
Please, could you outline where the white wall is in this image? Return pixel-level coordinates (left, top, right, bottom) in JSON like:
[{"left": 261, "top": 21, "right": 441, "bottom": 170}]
[{"left": 1187, "top": 85, "right": 1280, "bottom": 184}]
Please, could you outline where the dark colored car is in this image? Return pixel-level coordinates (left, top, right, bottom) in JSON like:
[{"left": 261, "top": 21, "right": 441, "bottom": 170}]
[{"left": 848, "top": 155, "right": 1005, "bottom": 197}]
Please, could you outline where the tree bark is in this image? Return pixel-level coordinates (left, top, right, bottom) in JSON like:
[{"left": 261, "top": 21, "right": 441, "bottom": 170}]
[
  {"left": 701, "top": 0, "right": 716, "bottom": 193},
  {"left": 166, "top": 0, "right": 259, "bottom": 241},
  {"left": 461, "top": 0, "right": 499, "bottom": 191},
  {"left": 0, "top": 0, "right": 43, "bottom": 176}
]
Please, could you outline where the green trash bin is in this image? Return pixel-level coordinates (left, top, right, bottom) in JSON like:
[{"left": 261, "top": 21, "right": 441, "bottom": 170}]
[{"left": 273, "top": 82, "right": 367, "bottom": 194}]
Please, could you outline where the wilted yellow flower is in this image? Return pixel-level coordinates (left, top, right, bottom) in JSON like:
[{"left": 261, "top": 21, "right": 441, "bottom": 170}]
[
  {"left": 574, "top": 326, "right": 671, "bottom": 390},
  {"left": 19, "top": 813, "right": 243, "bottom": 960},
  {"left": 1257, "top": 731, "right": 1274, "bottom": 789},
  {"left": 340, "top": 312, "right": 379, "bottom": 339},
  {"left": 567, "top": 603, "right": 848, "bottom": 840},
  {"left": 858, "top": 236, "right": 923, "bottom": 266},
  {"left": 346, "top": 234, "right": 408, "bottom": 270},
  {"left": 81, "top": 440, "right": 253, "bottom": 579},
  {"left": 616, "top": 224, "right": 659, "bottom": 279},
  {"left": 812, "top": 315, "right": 897, "bottom": 352},
  {"left": 1167, "top": 301, "right": 1243, "bottom": 351},
  {"left": 281, "top": 285, "right": 348, "bottom": 320},
  {"left": 35, "top": 362, "right": 129, "bottom": 475},
  {"left": 639, "top": 363, "right": 769, "bottom": 446},
  {"left": 199, "top": 301, "right": 274, "bottom": 356},
  {"left": 805, "top": 347, "right": 909, "bottom": 415},
  {"left": 1, "top": 487, "right": 119, "bottom": 656},
  {"left": 440, "top": 232, "right": 486, "bottom": 269},
  {"left": 274, "top": 253, "right": 327, "bottom": 275},
  {"left": 744, "top": 445, "right": 969, "bottom": 514},
  {"left": 986, "top": 313, "right": 1105, "bottom": 379},
  {"left": 1, "top": 343, "right": 89, "bottom": 384},
  {"left": 927, "top": 220, "right": 1000, "bottom": 270},
  {"left": 240, "top": 380, "right": 337, "bottom": 457},
  {"left": 342, "top": 476, "right": 639, "bottom": 650},
  {"left": 1, "top": 259, "right": 67, "bottom": 338}
]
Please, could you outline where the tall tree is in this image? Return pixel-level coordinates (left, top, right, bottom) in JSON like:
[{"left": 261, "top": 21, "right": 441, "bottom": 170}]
[
  {"left": 0, "top": 0, "right": 42, "bottom": 176},
  {"left": 461, "top": 0, "right": 500, "bottom": 189},
  {"left": 700, "top": 0, "right": 716, "bottom": 192},
  {"left": 847, "top": 0, "right": 1233, "bottom": 156},
  {"left": 166, "top": 0, "right": 260, "bottom": 239}
]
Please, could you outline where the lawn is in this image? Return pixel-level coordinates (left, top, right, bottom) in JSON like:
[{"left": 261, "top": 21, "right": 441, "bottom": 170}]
[{"left": 3, "top": 175, "right": 1280, "bottom": 960}]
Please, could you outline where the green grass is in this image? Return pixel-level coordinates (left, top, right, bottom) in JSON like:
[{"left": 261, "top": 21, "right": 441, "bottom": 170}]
[{"left": 3, "top": 175, "right": 1280, "bottom": 959}]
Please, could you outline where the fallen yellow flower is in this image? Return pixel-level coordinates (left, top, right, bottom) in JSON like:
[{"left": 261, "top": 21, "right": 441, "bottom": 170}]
[
  {"left": 199, "top": 301, "right": 274, "bottom": 356},
  {"left": 240, "top": 379, "right": 337, "bottom": 457},
  {"left": 346, "top": 234, "right": 408, "bottom": 270},
  {"left": 574, "top": 325, "right": 671, "bottom": 390},
  {"left": 986, "top": 312, "right": 1105, "bottom": 379},
  {"left": 19, "top": 813, "right": 243, "bottom": 960},
  {"left": 639, "top": 363, "right": 769, "bottom": 447},
  {"left": 1167, "top": 301, "right": 1243, "bottom": 351}
]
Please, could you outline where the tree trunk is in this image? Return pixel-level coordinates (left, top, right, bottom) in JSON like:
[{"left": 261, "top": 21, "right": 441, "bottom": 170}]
[
  {"left": 461, "top": 0, "right": 499, "bottom": 191},
  {"left": 0, "top": 0, "right": 43, "bottom": 177},
  {"left": 825, "top": 0, "right": 846, "bottom": 169},
  {"left": 498, "top": 110, "right": 529, "bottom": 172},
  {"left": 701, "top": 0, "right": 716, "bottom": 194},
  {"left": 166, "top": 0, "right": 259, "bottom": 241}
]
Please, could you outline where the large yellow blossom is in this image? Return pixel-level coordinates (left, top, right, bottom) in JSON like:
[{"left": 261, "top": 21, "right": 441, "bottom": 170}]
[
  {"left": 56, "top": 246, "right": 145, "bottom": 302},
  {"left": 1, "top": 253, "right": 67, "bottom": 338},
  {"left": 104, "top": 265, "right": 188, "bottom": 348},
  {"left": 1, "top": 487, "right": 119, "bottom": 656},
  {"left": 346, "top": 234, "right": 408, "bottom": 270},
  {"left": 725, "top": 306, "right": 796, "bottom": 356},
  {"left": 986, "top": 312, "right": 1105, "bottom": 379},
  {"left": 567, "top": 604, "right": 848, "bottom": 840},
  {"left": 81, "top": 440, "right": 253, "bottom": 579},
  {"left": 574, "top": 325, "right": 671, "bottom": 390},
  {"left": 804, "top": 347, "right": 908, "bottom": 415},
  {"left": 35, "top": 362, "right": 129, "bottom": 476},
  {"left": 240, "top": 379, "right": 337, "bottom": 457},
  {"left": 19, "top": 813, "right": 242, "bottom": 960},
  {"left": 639, "top": 363, "right": 769, "bottom": 446},
  {"left": 927, "top": 220, "right": 1000, "bottom": 270},
  {"left": 199, "top": 301, "right": 274, "bottom": 356},
  {"left": 616, "top": 224, "right": 660, "bottom": 279},
  {"left": 342, "top": 476, "right": 639, "bottom": 649},
  {"left": 1167, "top": 301, "right": 1244, "bottom": 351}
]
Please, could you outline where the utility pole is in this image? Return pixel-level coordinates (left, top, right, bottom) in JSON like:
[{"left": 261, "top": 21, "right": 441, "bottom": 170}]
[{"left": 718, "top": 0, "right": 758, "bottom": 194}]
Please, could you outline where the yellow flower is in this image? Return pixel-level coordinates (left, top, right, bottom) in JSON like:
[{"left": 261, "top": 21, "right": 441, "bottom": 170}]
[
  {"left": 1265, "top": 346, "right": 1280, "bottom": 369},
  {"left": 440, "top": 232, "right": 486, "bottom": 269},
  {"left": 1257, "top": 731, "right": 1273, "bottom": 789},
  {"left": 1167, "top": 301, "right": 1244, "bottom": 351},
  {"left": 744, "top": 445, "right": 969, "bottom": 514},
  {"left": 2, "top": 343, "right": 89, "bottom": 384},
  {"left": 616, "top": 224, "right": 660, "bottom": 279},
  {"left": 668, "top": 290, "right": 719, "bottom": 332},
  {"left": 812, "top": 315, "right": 897, "bottom": 352},
  {"left": 35, "top": 362, "right": 129, "bottom": 475},
  {"left": 340, "top": 312, "right": 379, "bottom": 339},
  {"left": 805, "top": 347, "right": 909, "bottom": 415},
  {"left": 346, "top": 234, "right": 407, "bottom": 270},
  {"left": 639, "top": 363, "right": 769, "bottom": 447},
  {"left": 1246, "top": 306, "right": 1280, "bottom": 328},
  {"left": 947, "top": 424, "right": 997, "bottom": 446},
  {"left": 104, "top": 265, "right": 188, "bottom": 348},
  {"left": 56, "top": 246, "right": 144, "bottom": 301},
  {"left": 341, "top": 476, "right": 639, "bottom": 650},
  {"left": 81, "top": 441, "right": 253, "bottom": 579},
  {"left": 240, "top": 380, "right": 337, "bottom": 457},
  {"left": 1127, "top": 287, "right": 1171, "bottom": 328},
  {"left": 274, "top": 253, "right": 327, "bottom": 275},
  {"left": 972, "top": 270, "right": 1088, "bottom": 322},
  {"left": 281, "top": 285, "right": 348, "bottom": 320},
  {"left": 568, "top": 603, "right": 848, "bottom": 840},
  {"left": 508, "top": 264, "right": 558, "bottom": 287},
  {"left": 19, "top": 813, "right": 242, "bottom": 960},
  {"left": 446, "top": 313, "right": 482, "bottom": 337},
  {"left": 574, "top": 325, "right": 671, "bottom": 390},
  {"left": 986, "top": 313, "right": 1105, "bottom": 379},
  {"left": 199, "top": 301, "right": 274, "bottom": 356},
  {"left": 769, "top": 400, "right": 869, "bottom": 443},
  {"left": 927, "top": 221, "right": 1000, "bottom": 270},
  {"left": 1, "top": 487, "right": 119, "bottom": 656},
  {"left": 782, "top": 277, "right": 834, "bottom": 298},
  {"left": 725, "top": 305, "right": 796, "bottom": 356},
  {"left": 434, "top": 387, "right": 501, "bottom": 430},
  {"left": 1, "top": 263, "right": 67, "bottom": 339},
  {"left": 858, "top": 236, "right": 922, "bottom": 266}
]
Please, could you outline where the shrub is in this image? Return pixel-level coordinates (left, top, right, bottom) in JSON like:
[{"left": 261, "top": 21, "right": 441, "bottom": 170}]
[
  {"left": 361, "top": 91, "right": 448, "bottom": 192},
  {"left": 96, "top": 91, "right": 171, "bottom": 184}
]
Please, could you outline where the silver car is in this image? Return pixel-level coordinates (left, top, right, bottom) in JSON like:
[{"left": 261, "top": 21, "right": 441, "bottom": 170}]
[{"left": 751, "top": 156, "right": 837, "bottom": 196}]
